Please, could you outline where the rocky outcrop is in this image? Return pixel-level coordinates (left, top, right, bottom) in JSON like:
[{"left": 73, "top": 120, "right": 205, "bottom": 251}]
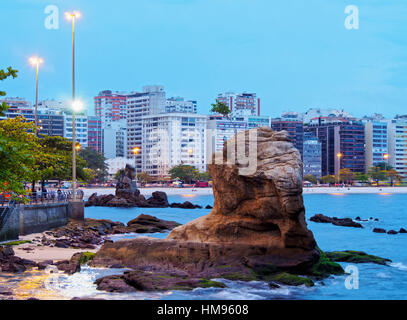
[
  {"left": 30, "top": 215, "right": 180, "bottom": 251},
  {"left": 0, "top": 246, "right": 37, "bottom": 273},
  {"left": 310, "top": 214, "right": 363, "bottom": 228},
  {"left": 170, "top": 201, "right": 202, "bottom": 209},
  {"left": 92, "top": 127, "right": 324, "bottom": 283},
  {"left": 94, "top": 270, "right": 227, "bottom": 293}
]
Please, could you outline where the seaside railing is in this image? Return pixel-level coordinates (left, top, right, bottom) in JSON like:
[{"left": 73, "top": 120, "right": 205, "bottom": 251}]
[
  {"left": 0, "top": 199, "right": 16, "bottom": 231},
  {"left": 0, "top": 190, "right": 84, "bottom": 207}
]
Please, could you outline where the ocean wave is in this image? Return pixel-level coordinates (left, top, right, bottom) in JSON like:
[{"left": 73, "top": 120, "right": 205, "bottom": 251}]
[{"left": 389, "top": 262, "right": 407, "bottom": 271}]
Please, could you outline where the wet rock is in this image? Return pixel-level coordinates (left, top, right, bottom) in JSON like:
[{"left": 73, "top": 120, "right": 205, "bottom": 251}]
[
  {"left": 146, "top": 191, "right": 169, "bottom": 208},
  {"left": 387, "top": 230, "right": 398, "bottom": 235},
  {"left": 170, "top": 201, "right": 202, "bottom": 209},
  {"left": 399, "top": 228, "right": 407, "bottom": 234},
  {"left": 92, "top": 128, "right": 322, "bottom": 279},
  {"left": 373, "top": 228, "right": 386, "bottom": 233},
  {"left": 37, "top": 260, "right": 53, "bottom": 270},
  {"left": 325, "top": 251, "right": 391, "bottom": 265},
  {"left": 310, "top": 214, "right": 363, "bottom": 228},
  {"left": 95, "top": 270, "right": 227, "bottom": 293},
  {"left": 125, "top": 214, "right": 180, "bottom": 233},
  {"left": 205, "top": 205, "right": 213, "bottom": 209}
]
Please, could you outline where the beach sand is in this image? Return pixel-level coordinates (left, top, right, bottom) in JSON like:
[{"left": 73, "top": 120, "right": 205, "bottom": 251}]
[{"left": 10, "top": 233, "right": 98, "bottom": 263}]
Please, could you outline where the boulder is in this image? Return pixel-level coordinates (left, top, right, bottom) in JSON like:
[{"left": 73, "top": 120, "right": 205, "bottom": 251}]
[
  {"left": 399, "top": 228, "right": 407, "bottom": 234},
  {"left": 373, "top": 228, "right": 386, "bottom": 233},
  {"left": 92, "top": 127, "right": 321, "bottom": 278},
  {"left": 310, "top": 214, "right": 363, "bottom": 228},
  {"left": 126, "top": 214, "right": 180, "bottom": 233},
  {"left": 170, "top": 201, "right": 202, "bottom": 209},
  {"left": 387, "top": 230, "right": 398, "bottom": 235},
  {"left": 146, "top": 191, "right": 169, "bottom": 208}
]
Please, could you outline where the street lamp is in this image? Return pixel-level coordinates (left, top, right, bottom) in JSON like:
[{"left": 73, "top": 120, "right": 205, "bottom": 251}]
[
  {"left": 132, "top": 147, "right": 140, "bottom": 183},
  {"left": 66, "top": 10, "right": 81, "bottom": 201},
  {"left": 383, "top": 153, "right": 389, "bottom": 171},
  {"left": 336, "top": 152, "right": 343, "bottom": 185},
  {"left": 29, "top": 56, "right": 43, "bottom": 136}
]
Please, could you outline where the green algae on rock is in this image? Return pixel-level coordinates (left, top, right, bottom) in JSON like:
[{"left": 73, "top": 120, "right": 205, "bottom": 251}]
[
  {"left": 270, "top": 272, "right": 314, "bottom": 287},
  {"left": 325, "top": 250, "right": 392, "bottom": 265}
]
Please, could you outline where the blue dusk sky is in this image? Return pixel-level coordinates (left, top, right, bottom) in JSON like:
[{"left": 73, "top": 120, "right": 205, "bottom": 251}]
[{"left": 1, "top": 0, "right": 406, "bottom": 117}]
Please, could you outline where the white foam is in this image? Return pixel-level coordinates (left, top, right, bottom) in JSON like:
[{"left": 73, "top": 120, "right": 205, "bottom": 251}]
[{"left": 390, "top": 262, "right": 407, "bottom": 271}]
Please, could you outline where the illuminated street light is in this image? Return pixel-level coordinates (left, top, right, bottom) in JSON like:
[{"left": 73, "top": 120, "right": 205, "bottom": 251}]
[
  {"left": 132, "top": 147, "right": 141, "bottom": 183},
  {"left": 336, "top": 152, "right": 343, "bottom": 185},
  {"left": 66, "top": 10, "right": 81, "bottom": 201},
  {"left": 29, "top": 56, "right": 43, "bottom": 135}
]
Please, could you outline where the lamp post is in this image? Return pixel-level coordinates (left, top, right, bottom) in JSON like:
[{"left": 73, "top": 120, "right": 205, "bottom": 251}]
[
  {"left": 29, "top": 57, "right": 43, "bottom": 136},
  {"left": 383, "top": 153, "right": 389, "bottom": 171},
  {"left": 132, "top": 147, "right": 140, "bottom": 184},
  {"left": 336, "top": 152, "right": 343, "bottom": 185},
  {"left": 66, "top": 11, "right": 81, "bottom": 201}
]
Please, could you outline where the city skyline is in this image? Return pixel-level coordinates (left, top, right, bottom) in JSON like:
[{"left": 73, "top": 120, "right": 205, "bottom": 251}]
[{"left": 1, "top": 0, "right": 406, "bottom": 118}]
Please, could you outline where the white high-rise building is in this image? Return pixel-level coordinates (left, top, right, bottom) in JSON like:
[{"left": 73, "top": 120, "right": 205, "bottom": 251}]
[
  {"left": 387, "top": 117, "right": 407, "bottom": 176},
  {"left": 364, "top": 120, "right": 388, "bottom": 169},
  {"left": 126, "top": 86, "right": 166, "bottom": 165},
  {"left": 217, "top": 92, "right": 260, "bottom": 116},
  {"left": 141, "top": 113, "right": 207, "bottom": 177},
  {"left": 166, "top": 97, "right": 197, "bottom": 114},
  {"left": 206, "top": 115, "right": 271, "bottom": 161},
  {"left": 103, "top": 119, "right": 127, "bottom": 159},
  {"left": 63, "top": 114, "right": 89, "bottom": 148}
]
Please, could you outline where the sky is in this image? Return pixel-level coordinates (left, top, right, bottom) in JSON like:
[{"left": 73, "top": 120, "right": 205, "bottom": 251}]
[{"left": 1, "top": 0, "right": 406, "bottom": 117}]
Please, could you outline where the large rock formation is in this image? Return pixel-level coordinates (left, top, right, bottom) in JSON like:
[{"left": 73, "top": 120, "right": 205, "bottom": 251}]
[
  {"left": 169, "top": 127, "right": 316, "bottom": 252},
  {"left": 92, "top": 128, "right": 321, "bottom": 281}
]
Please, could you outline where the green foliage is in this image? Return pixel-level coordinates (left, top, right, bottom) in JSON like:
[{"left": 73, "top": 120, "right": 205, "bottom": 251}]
[
  {"left": 303, "top": 174, "right": 317, "bottom": 184},
  {"left": 270, "top": 272, "right": 314, "bottom": 287},
  {"left": 194, "top": 171, "right": 211, "bottom": 181},
  {"left": 320, "top": 175, "right": 336, "bottom": 184},
  {"left": 354, "top": 172, "right": 369, "bottom": 183},
  {"left": 367, "top": 166, "right": 387, "bottom": 183},
  {"left": 386, "top": 169, "right": 402, "bottom": 186},
  {"left": 325, "top": 250, "right": 392, "bottom": 265},
  {"left": 78, "top": 252, "right": 95, "bottom": 265},
  {"left": 338, "top": 168, "right": 354, "bottom": 183},
  {"left": 0, "top": 67, "right": 18, "bottom": 116},
  {"left": 79, "top": 147, "right": 108, "bottom": 182},
  {"left": 0, "top": 117, "right": 37, "bottom": 194},
  {"left": 376, "top": 162, "right": 393, "bottom": 171},
  {"left": 169, "top": 164, "right": 199, "bottom": 183},
  {"left": 34, "top": 135, "right": 88, "bottom": 183},
  {"left": 137, "top": 172, "right": 153, "bottom": 183},
  {"left": 311, "top": 248, "right": 345, "bottom": 279},
  {"left": 2, "top": 240, "right": 31, "bottom": 246},
  {"left": 198, "top": 279, "right": 227, "bottom": 288},
  {"left": 210, "top": 100, "right": 231, "bottom": 117}
]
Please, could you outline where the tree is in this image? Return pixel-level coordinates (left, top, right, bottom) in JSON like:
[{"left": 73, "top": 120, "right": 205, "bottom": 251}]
[
  {"left": 0, "top": 67, "right": 18, "bottom": 116},
  {"left": 210, "top": 100, "right": 231, "bottom": 117},
  {"left": 194, "top": 171, "right": 211, "bottom": 181},
  {"left": 376, "top": 162, "right": 393, "bottom": 171},
  {"left": 32, "top": 135, "right": 88, "bottom": 190},
  {"left": 320, "top": 175, "right": 336, "bottom": 185},
  {"left": 338, "top": 168, "right": 354, "bottom": 184},
  {"left": 303, "top": 174, "right": 317, "bottom": 185},
  {"left": 169, "top": 164, "right": 199, "bottom": 184},
  {"left": 367, "top": 166, "right": 386, "bottom": 185},
  {"left": 137, "top": 172, "right": 153, "bottom": 184},
  {"left": 354, "top": 172, "right": 369, "bottom": 184},
  {"left": 0, "top": 117, "right": 37, "bottom": 194},
  {"left": 386, "top": 169, "right": 402, "bottom": 186},
  {"left": 79, "top": 147, "right": 108, "bottom": 182}
]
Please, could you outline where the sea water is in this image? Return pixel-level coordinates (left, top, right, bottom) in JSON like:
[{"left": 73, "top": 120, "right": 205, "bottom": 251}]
[{"left": 52, "top": 193, "right": 407, "bottom": 300}]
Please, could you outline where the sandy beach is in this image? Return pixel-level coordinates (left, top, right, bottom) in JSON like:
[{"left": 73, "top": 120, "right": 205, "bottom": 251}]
[
  {"left": 81, "top": 186, "right": 407, "bottom": 199},
  {"left": 10, "top": 233, "right": 98, "bottom": 263}
]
